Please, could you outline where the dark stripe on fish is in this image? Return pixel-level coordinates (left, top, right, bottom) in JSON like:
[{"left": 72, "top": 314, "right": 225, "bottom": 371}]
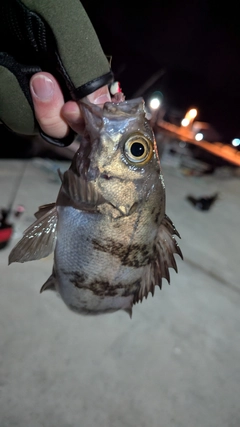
[
  {"left": 60, "top": 269, "right": 140, "bottom": 297},
  {"left": 92, "top": 238, "right": 153, "bottom": 267}
]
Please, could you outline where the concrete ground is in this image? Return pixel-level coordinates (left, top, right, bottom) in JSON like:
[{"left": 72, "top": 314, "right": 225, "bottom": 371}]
[{"left": 1, "top": 157, "right": 240, "bottom": 427}]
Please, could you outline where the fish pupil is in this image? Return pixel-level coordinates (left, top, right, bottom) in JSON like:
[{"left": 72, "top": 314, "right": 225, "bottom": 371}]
[{"left": 130, "top": 142, "right": 145, "bottom": 157}]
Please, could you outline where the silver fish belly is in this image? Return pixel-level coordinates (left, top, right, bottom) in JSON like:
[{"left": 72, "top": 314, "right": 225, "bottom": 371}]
[{"left": 9, "top": 98, "right": 182, "bottom": 317}]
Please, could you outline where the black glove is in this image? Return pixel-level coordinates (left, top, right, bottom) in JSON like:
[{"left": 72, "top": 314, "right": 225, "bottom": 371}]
[{"left": 0, "top": 0, "right": 113, "bottom": 146}]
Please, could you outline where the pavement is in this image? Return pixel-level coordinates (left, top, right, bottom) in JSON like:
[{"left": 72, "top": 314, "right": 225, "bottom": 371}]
[{"left": 1, "top": 157, "right": 240, "bottom": 427}]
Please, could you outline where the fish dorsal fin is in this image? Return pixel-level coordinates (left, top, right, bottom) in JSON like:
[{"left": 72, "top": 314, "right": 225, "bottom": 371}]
[
  {"left": 134, "top": 215, "right": 183, "bottom": 304},
  {"left": 59, "top": 169, "right": 105, "bottom": 210},
  {"left": 9, "top": 205, "right": 57, "bottom": 264}
]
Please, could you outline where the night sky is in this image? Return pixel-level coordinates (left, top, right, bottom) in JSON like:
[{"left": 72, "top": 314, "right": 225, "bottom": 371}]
[{"left": 82, "top": 0, "right": 240, "bottom": 142}]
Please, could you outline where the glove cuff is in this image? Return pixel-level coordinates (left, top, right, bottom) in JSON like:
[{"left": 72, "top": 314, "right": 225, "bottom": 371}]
[{"left": 72, "top": 71, "right": 114, "bottom": 100}]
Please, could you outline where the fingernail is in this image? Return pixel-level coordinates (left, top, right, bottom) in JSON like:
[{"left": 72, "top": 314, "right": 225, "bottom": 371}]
[{"left": 30, "top": 75, "right": 54, "bottom": 101}]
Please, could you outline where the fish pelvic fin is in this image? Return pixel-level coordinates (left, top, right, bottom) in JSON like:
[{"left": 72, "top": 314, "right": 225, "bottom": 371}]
[
  {"left": 40, "top": 274, "right": 56, "bottom": 293},
  {"left": 9, "top": 205, "right": 57, "bottom": 264},
  {"left": 59, "top": 169, "right": 105, "bottom": 211},
  {"left": 123, "top": 306, "right": 133, "bottom": 319},
  {"left": 134, "top": 215, "right": 183, "bottom": 304}
]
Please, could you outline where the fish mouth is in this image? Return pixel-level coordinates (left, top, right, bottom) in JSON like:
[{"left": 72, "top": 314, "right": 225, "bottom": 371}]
[
  {"left": 99, "top": 172, "right": 138, "bottom": 216},
  {"left": 100, "top": 173, "right": 112, "bottom": 180},
  {"left": 100, "top": 172, "right": 126, "bottom": 183}
]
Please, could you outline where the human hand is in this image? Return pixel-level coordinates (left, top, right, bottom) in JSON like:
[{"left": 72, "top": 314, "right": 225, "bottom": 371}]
[{"left": 30, "top": 72, "right": 112, "bottom": 140}]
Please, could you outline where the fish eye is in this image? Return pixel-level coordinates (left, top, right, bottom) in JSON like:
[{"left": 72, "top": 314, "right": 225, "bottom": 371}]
[{"left": 124, "top": 133, "right": 153, "bottom": 165}]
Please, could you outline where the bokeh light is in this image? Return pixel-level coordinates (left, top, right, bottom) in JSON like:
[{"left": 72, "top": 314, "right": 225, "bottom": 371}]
[
  {"left": 195, "top": 132, "right": 203, "bottom": 141},
  {"left": 232, "top": 138, "right": 240, "bottom": 147},
  {"left": 149, "top": 98, "right": 161, "bottom": 110},
  {"left": 181, "top": 118, "right": 190, "bottom": 127},
  {"left": 188, "top": 108, "right": 197, "bottom": 119}
]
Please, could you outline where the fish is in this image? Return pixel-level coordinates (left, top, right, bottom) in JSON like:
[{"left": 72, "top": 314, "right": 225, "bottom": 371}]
[{"left": 9, "top": 98, "right": 182, "bottom": 317}]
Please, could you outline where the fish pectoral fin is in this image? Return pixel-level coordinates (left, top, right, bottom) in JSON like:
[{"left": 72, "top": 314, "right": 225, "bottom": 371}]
[
  {"left": 34, "top": 202, "right": 56, "bottom": 219},
  {"left": 40, "top": 274, "right": 56, "bottom": 293},
  {"left": 134, "top": 215, "right": 183, "bottom": 304},
  {"left": 9, "top": 206, "right": 58, "bottom": 264},
  {"left": 60, "top": 169, "right": 105, "bottom": 210}
]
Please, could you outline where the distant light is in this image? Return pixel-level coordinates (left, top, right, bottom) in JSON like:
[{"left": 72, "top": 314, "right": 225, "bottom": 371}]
[
  {"left": 188, "top": 108, "right": 197, "bottom": 119},
  {"left": 181, "top": 118, "right": 190, "bottom": 127},
  {"left": 195, "top": 132, "right": 203, "bottom": 141},
  {"left": 149, "top": 98, "right": 161, "bottom": 110},
  {"left": 232, "top": 138, "right": 240, "bottom": 147}
]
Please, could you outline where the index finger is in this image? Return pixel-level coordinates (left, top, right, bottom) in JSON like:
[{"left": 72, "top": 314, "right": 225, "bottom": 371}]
[{"left": 30, "top": 72, "right": 69, "bottom": 139}]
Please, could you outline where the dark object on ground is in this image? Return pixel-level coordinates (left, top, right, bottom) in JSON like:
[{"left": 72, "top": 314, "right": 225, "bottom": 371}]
[{"left": 186, "top": 193, "right": 219, "bottom": 211}]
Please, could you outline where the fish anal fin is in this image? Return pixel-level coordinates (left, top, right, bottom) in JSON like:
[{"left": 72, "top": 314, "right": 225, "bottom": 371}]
[
  {"left": 134, "top": 214, "right": 183, "bottom": 304},
  {"left": 40, "top": 274, "right": 56, "bottom": 293},
  {"left": 9, "top": 206, "right": 58, "bottom": 264}
]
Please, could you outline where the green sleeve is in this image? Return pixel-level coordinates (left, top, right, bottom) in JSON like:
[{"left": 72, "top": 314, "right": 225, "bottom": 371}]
[{"left": 21, "top": 0, "right": 113, "bottom": 97}]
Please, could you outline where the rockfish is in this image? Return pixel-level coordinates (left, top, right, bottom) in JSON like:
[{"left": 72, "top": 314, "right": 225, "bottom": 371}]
[{"left": 9, "top": 98, "right": 182, "bottom": 317}]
